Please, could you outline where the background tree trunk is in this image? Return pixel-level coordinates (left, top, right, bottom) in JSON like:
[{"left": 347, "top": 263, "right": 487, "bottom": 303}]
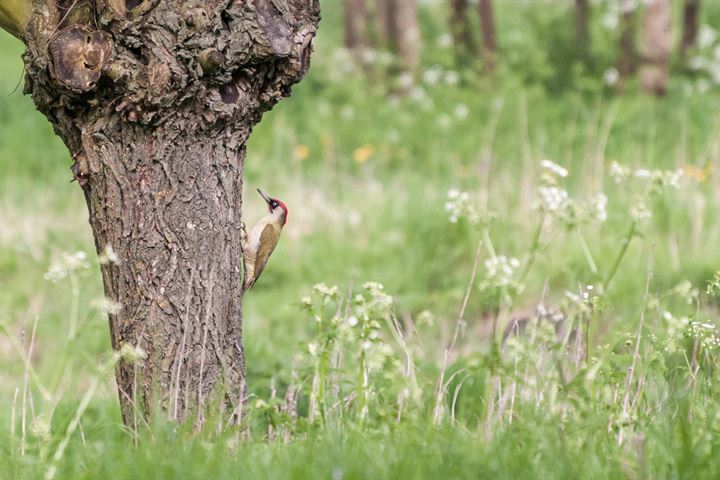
[
  {"left": 449, "top": 0, "right": 475, "bottom": 65},
  {"left": 373, "top": 0, "right": 394, "bottom": 51},
  {"left": 478, "top": 0, "right": 497, "bottom": 72},
  {"left": 574, "top": 0, "right": 590, "bottom": 63},
  {"left": 20, "top": 0, "right": 319, "bottom": 426},
  {"left": 617, "top": 0, "right": 638, "bottom": 82},
  {"left": 680, "top": 0, "right": 700, "bottom": 58},
  {"left": 639, "top": 0, "right": 672, "bottom": 95},
  {"left": 343, "top": 0, "right": 370, "bottom": 53},
  {"left": 391, "top": 0, "right": 421, "bottom": 74}
]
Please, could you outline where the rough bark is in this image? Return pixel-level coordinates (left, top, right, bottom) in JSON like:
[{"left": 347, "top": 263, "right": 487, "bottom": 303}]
[
  {"left": 639, "top": 0, "right": 671, "bottom": 95},
  {"left": 18, "top": 0, "right": 319, "bottom": 426},
  {"left": 478, "top": 0, "right": 496, "bottom": 72},
  {"left": 680, "top": 0, "right": 700, "bottom": 58},
  {"left": 617, "top": 0, "right": 637, "bottom": 81},
  {"left": 449, "top": 0, "right": 475, "bottom": 65},
  {"left": 391, "top": 0, "right": 420, "bottom": 74},
  {"left": 343, "top": 0, "right": 370, "bottom": 53}
]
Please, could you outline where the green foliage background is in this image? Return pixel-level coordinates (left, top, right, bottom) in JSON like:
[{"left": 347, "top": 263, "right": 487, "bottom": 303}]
[{"left": 2, "top": 2, "right": 720, "bottom": 478}]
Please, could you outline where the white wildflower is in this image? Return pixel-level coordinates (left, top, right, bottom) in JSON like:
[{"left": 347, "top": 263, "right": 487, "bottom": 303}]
[
  {"left": 484, "top": 255, "right": 520, "bottom": 287},
  {"left": 538, "top": 186, "right": 569, "bottom": 212},
  {"left": 340, "top": 105, "right": 355, "bottom": 121},
  {"left": 453, "top": 103, "right": 469, "bottom": 120},
  {"left": 436, "top": 33, "right": 452, "bottom": 49},
  {"left": 540, "top": 159, "right": 568, "bottom": 178},
  {"left": 444, "top": 71, "right": 460, "bottom": 86},
  {"left": 630, "top": 200, "right": 651, "bottom": 222},
  {"left": 603, "top": 68, "right": 619, "bottom": 87},
  {"left": 436, "top": 114, "right": 451, "bottom": 130},
  {"left": 445, "top": 189, "right": 480, "bottom": 224},
  {"left": 593, "top": 193, "right": 608, "bottom": 223},
  {"left": 313, "top": 283, "right": 339, "bottom": 298},
  {"left": 308, "top": 342, "right": 319, "bottom": 357},
  {"left": 409, "top": 87, "right": 433, "bottom": 110},
  {"left": 422, "top": 66, "right": 443, "bottom": 86},
  {"left": 98, "top": 244, "right": 121, "bottom": 265},
  {"left": 119, "top": 343, "right": 146, "bottom": 363},
  {"left": 91, "top": 297, "right": 123, "bottom": 315},
  {"left": 396, "top": 71, "right": 414, "bottom": 91},
  {"left": 633, "top": 169, "right": 651, "bottom": 179},
  {"left": 44, "top": 251, "right": 90, "bottom": 283},
  {"left": 600, "top": 11, "right": 618, "bottom": 30},
  {"left": 699, "top": 25, "right": 717, "bottom": 49},
  {"left": 609, "top": 161, "right": 630, "bottom": 183}
]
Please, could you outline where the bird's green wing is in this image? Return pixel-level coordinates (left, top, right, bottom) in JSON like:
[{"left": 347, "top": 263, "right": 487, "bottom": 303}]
[{"left": 246, "top": 223, "right": 280, "bottom": 289}]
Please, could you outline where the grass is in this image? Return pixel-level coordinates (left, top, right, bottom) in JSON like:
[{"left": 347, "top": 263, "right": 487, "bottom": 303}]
[{"left": 3, "top": 1, "right": 720, "bottom": 478}]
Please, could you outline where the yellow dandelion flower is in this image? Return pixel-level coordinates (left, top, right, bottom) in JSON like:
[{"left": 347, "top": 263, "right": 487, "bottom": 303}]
[
  {"left": 682, "top": 164, "right": 710, "bottom": 183},
  {"left": 293, "top": 144, "right": 310, "bottom": 161},
  {"left": 353, "top": 145, "right": 373, "bottom": 164}
]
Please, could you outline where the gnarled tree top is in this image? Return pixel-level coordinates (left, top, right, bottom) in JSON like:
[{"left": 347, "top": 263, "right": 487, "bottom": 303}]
[{"left": 5, "top": 0, "right": 318, "bottom": 149}]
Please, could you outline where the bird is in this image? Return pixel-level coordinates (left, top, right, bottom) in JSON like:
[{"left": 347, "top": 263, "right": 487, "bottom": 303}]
[{"left": 242, "top": 188, "right": 288, "bottom": 290}]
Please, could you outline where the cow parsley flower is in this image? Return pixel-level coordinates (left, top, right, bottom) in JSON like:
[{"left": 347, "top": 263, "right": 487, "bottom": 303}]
[
  {"left": 445, "top": 189, "right": 480, "bottom": 224},
  {"left": 484, "top": 255, "right": 520, "bottom": 287},
  {"left": 44, "top": 251, "right": 90, "bottom": 283},
  {"left": 538, "top": 186, "right": 569, "bottom": 212},
  {"left": 592, "top": 193, "right": 608, "bottom": 223},
  {"left": 630, "top": 200, "right": 651, "bottom": 222},
  {"left": 540, "top": 159, "right": 568, "bottom": 178}
]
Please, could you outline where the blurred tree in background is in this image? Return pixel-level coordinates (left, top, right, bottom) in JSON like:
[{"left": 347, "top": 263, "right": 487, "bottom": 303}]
[{"left": 337, "top": 0, "right": 716, "bottom": 97}]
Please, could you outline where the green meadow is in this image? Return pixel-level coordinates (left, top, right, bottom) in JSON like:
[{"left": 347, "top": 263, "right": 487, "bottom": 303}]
[{"left": 2, "top": 2, "right": 720, "bottom": 478}]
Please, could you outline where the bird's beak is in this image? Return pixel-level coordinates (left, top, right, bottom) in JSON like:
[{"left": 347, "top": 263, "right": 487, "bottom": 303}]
[{"left": 257, "top": 188, "right": 272, "bottom": 205}]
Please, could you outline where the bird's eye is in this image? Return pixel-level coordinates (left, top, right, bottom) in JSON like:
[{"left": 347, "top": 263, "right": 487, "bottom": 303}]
[{"left": 272, "top": 202, "right": 278, "bottom": 208}]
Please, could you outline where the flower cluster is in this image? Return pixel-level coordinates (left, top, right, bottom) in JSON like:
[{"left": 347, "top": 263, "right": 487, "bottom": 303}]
[
  {"left": 445, "top": 189, "right": 480, "bottom": 225},
  {"left": 536, "top": 160, "right": 607, "bottom": 227},
  {"left": 538, "top": 186, "right": 569, "bottom": 212},
  {"left": 44, "top": 251, "right": 90, "bottom": 283},
  {"left": 483, "top": 255, "right": 520, "bottom": 288},
  {"left": 609, "top": 161, "right": 683, "bottom": 189},
  {"left": 665, "top": 309, "right": 720, "bottom": 353},
  {"left": 687, "top": 25, "right": 720, "bottom": 87}
]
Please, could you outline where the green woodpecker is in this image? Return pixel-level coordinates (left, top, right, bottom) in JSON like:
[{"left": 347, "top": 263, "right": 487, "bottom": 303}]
[{"left": 242, "top": 188, "right": 288, "bottom": 290}]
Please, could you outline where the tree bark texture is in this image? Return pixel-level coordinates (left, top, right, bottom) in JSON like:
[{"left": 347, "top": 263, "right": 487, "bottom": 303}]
[
  {"left": 478, "top": 0, "right": 496, "bottom": 72},
  {"left": 343, "top": 0, "right": 370, "bottom": 53},
  {"left": 639, "top": 0, "right": 671, "bottom": 95},
  {"left": 20, "top": 0, "right": 319, "bottom": 426},
  {"left": 391, "top": 0, "right": 420, "bottom": 73},
  {"left": 680, "top": 0, "right": 699, "bottom": 57},
  {"left": 617, "top": 0, "right": 637, "bottom": 81},
  {"left": 449, "top": 0, "right": 475, "bottom": 65}
]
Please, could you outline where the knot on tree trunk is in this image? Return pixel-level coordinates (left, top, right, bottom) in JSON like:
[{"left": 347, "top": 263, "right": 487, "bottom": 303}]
[{"left": 48, "top": 27, "right": 113, "bottom": 92}]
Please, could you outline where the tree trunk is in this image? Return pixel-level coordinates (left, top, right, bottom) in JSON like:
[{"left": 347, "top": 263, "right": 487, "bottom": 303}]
[
  {"left": 478, "top": 0, "right": 497, "bottom": 72},
  {"left": 574, "top": 0, "right": 590, "bottom": 63},
  {"left": 374, "top": 0, "right": 394, "bottom": 50},
  {"left": 617, "top": 0, "right": 638, "bottom": 81},
  {"left": 449, "top": 0, "right": 475, "bottom": 65},
  {"left": 391, "top": 0, "right": 421, "bottom": 74},
  {"left": 343, "top": 0, "right": 370, "bottom": 53},
  {"left": 639, "top": 0, "right": 671, "bottom": 95},
  {"left": 17, "top": 0, "right": 319, "bottom": 426},
  {"left": 680, "top": 0, "right": 700, "bottom": 58}
]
